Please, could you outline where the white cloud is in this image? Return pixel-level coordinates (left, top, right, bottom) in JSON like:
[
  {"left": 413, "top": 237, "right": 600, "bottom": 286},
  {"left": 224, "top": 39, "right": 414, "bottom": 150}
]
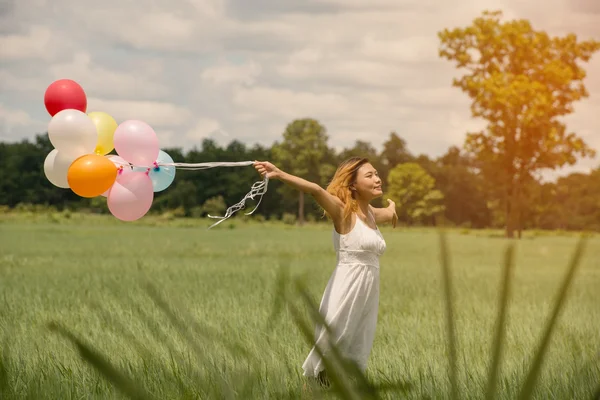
[
  {"left": 569, "top": 0, "right": 600, "bottom": 13},
  {"left": 105, "top": 12, "right": 197, "bottom": 51},
  {"left": 277, "top": 52, "right": 416, "bottom": 89},
  {"left": 186, "top": 0, "right": 227, "bottom": 17},
  {"left": 0, "top": 104, "right": 46, "bottom": 142},
  {"left": 0, "top": 104, "right": 33, "bottom": 127},
  {"left": 0, "top": 52, "right": 170, "bottom": 102},
  {"left": 400, "top": 86, "right": 471, "bottom": 108},
  {"left": 232, "top": 86, "right": 352, "bottom": 120},
  {"left": 0, "top": 69, "right": 43, "bottom": 94},
  {"left": 320, "top": 0, "right": 425, "bottom": 7},
  {"left": 201, "top": 60, "right": 262, "bottom": 86},
  {"left": 0, "top": 26, "right": 54, "bottom": 60},
  {"left": 49, "top": 52, "right": 169, "bottom": 99},
  {"left": 0, "top": 0, "right": 598, "bottom": 180},
  {"left": 358, "top": 35, "right": 441, "bottom": 64},
  {"left": 155, "top": 129, "right": 176, "bottom": 146},
  {"left": 447, "top": 112, "right": 487, "bottom": 144},
  {"left": 186, "top": 117, "right": 228, "bottom": 140},
  {"left": 86, "top": 98, "right": 192, "bottom": 129},
  {"left": 58, "top": 1, "right": 229, "bottom": 53}
]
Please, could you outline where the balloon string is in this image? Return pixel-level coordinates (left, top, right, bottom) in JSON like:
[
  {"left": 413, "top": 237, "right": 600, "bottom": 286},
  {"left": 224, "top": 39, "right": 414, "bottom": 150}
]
[
  {"left": 114, "top": 160, "right": 267, "bottom": 229},
  {"left": 206, "top": 176, "right": 269, "bottom": 229},
  {"left": 160, "top": 161, "right": 256, "bottom": 170},
  {"left": 113, "top": 160, "right": 257, "bottom": 170}
]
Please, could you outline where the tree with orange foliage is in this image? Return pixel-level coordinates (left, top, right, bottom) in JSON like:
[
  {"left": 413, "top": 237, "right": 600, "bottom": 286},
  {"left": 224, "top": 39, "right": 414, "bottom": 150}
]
[{"left": 438, "top": 10, "right": 599, "bottom": 238}]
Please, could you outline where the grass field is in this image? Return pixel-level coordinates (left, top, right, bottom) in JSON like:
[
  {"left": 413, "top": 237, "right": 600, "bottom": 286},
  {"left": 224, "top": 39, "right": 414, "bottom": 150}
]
[{"left": 0, "top": 214, "right": 599, "bottom": 399}]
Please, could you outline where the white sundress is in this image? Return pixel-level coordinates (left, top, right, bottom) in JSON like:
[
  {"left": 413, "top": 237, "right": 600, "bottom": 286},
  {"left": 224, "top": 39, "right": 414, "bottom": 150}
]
[{"left": 302, "top": 211, "right": 387, "bottom": 377}]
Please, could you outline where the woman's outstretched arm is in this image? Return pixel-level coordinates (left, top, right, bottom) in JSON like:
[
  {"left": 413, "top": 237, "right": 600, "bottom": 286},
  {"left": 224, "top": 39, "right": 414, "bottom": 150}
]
[
  {"left": 369, "top": 200, "right": 398, "bottom": 228},
  {"left": 254, "top": 161, "right": 343, "bottom": 221}
]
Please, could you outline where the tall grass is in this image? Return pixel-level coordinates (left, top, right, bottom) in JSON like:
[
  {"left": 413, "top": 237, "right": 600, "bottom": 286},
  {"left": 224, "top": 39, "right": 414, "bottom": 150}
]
[
  {"left": 0, "top": 233, "right": 600, "bottom": 400},
  {"left": 1, "top": 230, "right": 592, "bottom": 399}
]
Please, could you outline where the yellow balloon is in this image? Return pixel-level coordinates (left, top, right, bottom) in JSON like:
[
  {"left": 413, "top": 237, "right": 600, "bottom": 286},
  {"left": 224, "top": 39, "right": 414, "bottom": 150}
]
[{"left": 88, "top": 111, "right": 118, "bottom": 155}]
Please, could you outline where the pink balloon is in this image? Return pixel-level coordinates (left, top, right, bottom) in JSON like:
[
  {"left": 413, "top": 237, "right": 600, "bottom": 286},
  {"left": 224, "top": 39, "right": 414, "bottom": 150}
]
[
  {"left": 101, "top": 155, "right": 134, "bottom": 197},
  {"left": 107, "top": 172, "right": 154, "bottom": 221},
  {"left": 113, "top": 120, "right": 159, "bottom": 167}
]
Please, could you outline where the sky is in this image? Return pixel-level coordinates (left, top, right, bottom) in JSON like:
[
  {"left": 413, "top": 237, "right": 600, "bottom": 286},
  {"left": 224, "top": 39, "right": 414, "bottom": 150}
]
[{"left": 1, "top": 0, "right": 599, "bottom": 181}]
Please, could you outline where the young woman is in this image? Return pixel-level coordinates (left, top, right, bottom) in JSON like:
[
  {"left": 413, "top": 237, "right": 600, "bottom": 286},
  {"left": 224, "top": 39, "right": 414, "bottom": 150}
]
[{"left": 254, "top": 157, "right": 397, "bottom": 387}]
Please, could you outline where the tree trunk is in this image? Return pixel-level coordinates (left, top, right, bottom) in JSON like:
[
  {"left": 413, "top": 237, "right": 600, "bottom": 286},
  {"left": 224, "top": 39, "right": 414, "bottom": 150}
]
[
  {"left": 505, "top": 185, "right": 515, "bottom": 238},
  {"left": 504, "top": 119, "right": 518, "bottom": 239},
  {"left": 298, "top": 191, "right": 305, "bottom": 226},
  {"left": 516, "top": 176, "right": 524, "bottom": 239},
  {"left": 505, "top": 179, "right": 522, "bottom": 239},
  {"left": 505, "top": 213, "right": 516, "bottom": 238},
  {"left": 517, "top": 188, "right": 523, "bottom": 239}
]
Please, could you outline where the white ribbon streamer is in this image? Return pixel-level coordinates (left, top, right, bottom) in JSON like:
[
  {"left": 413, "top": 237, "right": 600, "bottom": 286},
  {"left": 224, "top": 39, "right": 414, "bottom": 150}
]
[
  {"left": 160, "top": 161, "right": 256, "bottom": 170},
  {"left": 206, "top": 177, "right": 269, "bottom": 229}
]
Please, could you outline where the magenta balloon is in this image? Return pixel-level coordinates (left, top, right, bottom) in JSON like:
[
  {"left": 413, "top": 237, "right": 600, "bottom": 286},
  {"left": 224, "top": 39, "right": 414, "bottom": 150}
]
[
  {"left": 107, "top": 172, "right": 154, "bottom": 221},
  {"left": 113, "top": 120, "right": 160, "bottom": 167}
]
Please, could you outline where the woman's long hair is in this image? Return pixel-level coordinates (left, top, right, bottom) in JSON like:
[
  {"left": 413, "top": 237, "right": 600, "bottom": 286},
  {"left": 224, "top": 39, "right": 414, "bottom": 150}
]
[{"left": 324, "top": 157, "right": 370, "bottom": 221}]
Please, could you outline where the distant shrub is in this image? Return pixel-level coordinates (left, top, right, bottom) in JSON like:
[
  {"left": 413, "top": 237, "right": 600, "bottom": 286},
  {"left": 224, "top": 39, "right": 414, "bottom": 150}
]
[
  {"left": 282, "top": 213, "right": 297, "bottom": 225},
  {"left": 190, "top": 206, "right": 204, "bottom": 219},
  {"left": 172, "top": 207, "right": 186, "bottom": 218},
  {"left": 201, "top": 196, "right": 227, "bottom": 217}
]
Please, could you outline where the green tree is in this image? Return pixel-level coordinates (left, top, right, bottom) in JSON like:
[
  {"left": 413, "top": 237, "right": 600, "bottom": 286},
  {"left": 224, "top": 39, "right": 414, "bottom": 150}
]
[
  {"left": 271, "top": 118, "right": 334, "bottom": 225},
  {"left": 520, "top": 180, "right": 561, "bottom": 230},
  {"left": 542, "top": 170, "right": 600, "bottom": 231},
  {"left": 387, "top": 163, "right": 445, "bottom": 225},
  {"left": 337, "top": 140, "right": 380, "bottom": 164},
  {"left": 434, "top": 146, "right": 492, "bottom": 228},
  {"left": 178, "top": 138, "right": 225, "bottom": 210},
  {"left": 381, "top": 132, "right": 413, "bottom": 169},
  {"left": 201, "top": 195, "right": 227, "bottom": 217},
  {"left": 154, "top": 180, "right": 197, "bottom": 217},
  {"left": 0, "top": 134, "right": 84, "bottom": 209},
  {"left": 438, "top": 10, "right": 600, "bottom": 237}
]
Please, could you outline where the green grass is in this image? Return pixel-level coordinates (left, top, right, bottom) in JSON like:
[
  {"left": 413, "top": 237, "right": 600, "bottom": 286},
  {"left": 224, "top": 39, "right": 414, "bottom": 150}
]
[{"left": 0, "top": 216, "right": 599, "bottom": 399}]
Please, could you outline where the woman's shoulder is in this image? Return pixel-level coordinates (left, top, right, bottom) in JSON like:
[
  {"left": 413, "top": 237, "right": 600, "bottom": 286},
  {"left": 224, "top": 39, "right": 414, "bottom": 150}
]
[{"left": 333, "top": 212, "right": 355, "bottom": 235}]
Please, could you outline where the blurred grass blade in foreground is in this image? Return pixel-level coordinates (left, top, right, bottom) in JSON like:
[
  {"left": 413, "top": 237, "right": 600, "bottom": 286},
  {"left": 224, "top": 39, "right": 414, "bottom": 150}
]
[
  {"left": 485, "top": 242, "right": 515, "bottom": 400},
  {"left": 47, "top": 322, "right": 154, "bottom": 400},
  {"left": 439, "top": 230, "right": 459, "bottom": 400},
  {"left": 0, "top": 341, "right": 11, "bottom": 398},
  {"left": 144, "top": 281, "right": 255, "bottom": 362},
  {"left": 517, "top": 237, "right": 587, "bottom": 400},
  {"left": 265, "top": 258, "right": 292, "bottom": 331}
]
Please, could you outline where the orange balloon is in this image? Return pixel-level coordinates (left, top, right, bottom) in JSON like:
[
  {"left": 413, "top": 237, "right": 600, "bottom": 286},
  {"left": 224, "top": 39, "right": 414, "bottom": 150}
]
[{"left": 67, "top": 154, "right": 118, "bottom": 198}]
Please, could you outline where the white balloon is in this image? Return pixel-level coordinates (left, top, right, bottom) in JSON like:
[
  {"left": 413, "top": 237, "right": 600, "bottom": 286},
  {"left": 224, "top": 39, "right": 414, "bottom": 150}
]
[
  {"left": 43, "top": 149, "right": 77, "bottom": 188},
  {"left": 101, "top": 155, "right": 134, "bottom": 197},
  {"left": 47, "top": 109, "right": 98, "bottom": 158}
]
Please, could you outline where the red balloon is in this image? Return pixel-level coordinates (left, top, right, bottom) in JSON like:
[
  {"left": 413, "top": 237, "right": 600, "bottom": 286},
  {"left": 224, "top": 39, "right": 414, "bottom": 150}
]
[{"left": 44, "top": 79, "right": 87, "bottom": 117}]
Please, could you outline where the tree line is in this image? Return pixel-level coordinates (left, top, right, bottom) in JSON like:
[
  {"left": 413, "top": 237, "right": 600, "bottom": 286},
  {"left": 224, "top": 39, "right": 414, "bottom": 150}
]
[
  {"left": 2, "top": 10, "right": 600, "bottom": 236},
  {"left": 1, "top": 124, "right": 599, "bottom": 233}
]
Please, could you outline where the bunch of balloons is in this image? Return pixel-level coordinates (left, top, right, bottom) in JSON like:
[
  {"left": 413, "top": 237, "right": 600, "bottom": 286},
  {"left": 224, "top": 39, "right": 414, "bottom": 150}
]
[{"left": 43, "top": 79, "right": 176, "bottom": 221}]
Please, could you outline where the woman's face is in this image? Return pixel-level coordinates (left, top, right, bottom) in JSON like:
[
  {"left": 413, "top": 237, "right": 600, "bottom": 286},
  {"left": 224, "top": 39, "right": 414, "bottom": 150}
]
[{"left": 353, "top": 163, "right": 383, "bottom": 200}]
